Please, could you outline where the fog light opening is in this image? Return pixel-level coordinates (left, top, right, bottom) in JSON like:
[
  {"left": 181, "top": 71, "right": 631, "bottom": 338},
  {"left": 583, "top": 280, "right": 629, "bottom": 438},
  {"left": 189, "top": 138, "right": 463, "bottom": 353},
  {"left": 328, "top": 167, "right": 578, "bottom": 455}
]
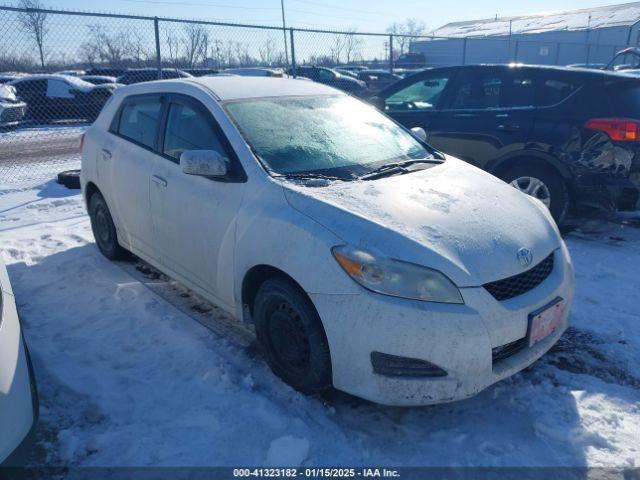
[{"left": 370, "top": 351, "right": 448, "bottom": 378}]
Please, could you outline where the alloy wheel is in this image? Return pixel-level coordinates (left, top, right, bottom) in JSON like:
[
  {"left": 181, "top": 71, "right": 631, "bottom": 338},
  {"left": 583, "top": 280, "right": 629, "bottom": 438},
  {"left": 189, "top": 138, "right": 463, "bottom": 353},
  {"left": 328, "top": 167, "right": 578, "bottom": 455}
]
[{"left": 510, "top": 176, "right": 552, "bottom": 208}]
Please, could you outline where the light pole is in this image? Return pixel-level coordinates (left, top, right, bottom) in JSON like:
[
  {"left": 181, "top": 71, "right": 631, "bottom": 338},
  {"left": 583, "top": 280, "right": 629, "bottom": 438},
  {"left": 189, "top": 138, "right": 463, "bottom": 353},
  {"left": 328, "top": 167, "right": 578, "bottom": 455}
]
[{"left": 281, "top": 0, "right": 290, "bottom": 67}]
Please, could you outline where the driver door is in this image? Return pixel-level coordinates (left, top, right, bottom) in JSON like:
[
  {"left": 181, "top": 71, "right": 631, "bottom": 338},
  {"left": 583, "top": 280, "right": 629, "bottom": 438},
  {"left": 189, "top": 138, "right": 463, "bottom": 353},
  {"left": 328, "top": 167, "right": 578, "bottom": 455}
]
[
  {"left": 377, "top": 70, "right": 455, "bottom": 139},
  {"left": 150, "top": 95, "right": 246, "bottom": 304}
]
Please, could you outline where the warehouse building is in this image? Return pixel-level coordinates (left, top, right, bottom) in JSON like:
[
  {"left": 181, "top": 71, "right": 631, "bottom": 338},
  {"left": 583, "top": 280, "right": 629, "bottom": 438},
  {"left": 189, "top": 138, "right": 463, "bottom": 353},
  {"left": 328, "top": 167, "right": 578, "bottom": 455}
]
[{"left": 411, "top": 2, "right": 640, "bottom": 66}]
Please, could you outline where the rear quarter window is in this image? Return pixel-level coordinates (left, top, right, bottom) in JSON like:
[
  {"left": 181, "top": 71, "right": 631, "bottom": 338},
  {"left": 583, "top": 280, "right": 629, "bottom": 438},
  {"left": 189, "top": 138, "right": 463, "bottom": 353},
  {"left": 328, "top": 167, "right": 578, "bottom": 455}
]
[
  {"left": 537, "top": 79, "right": 580, "bottom": 106},
  {"left": 113, "top": 96, "right": 162, "bottom": 149}
]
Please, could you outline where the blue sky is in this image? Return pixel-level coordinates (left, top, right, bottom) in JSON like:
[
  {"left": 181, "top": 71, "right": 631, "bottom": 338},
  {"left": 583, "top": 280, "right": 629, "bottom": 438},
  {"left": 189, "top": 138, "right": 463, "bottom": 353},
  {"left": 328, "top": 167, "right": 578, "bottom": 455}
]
[{"left": 8, "top": 0, "right": 623, "bottom": 32}]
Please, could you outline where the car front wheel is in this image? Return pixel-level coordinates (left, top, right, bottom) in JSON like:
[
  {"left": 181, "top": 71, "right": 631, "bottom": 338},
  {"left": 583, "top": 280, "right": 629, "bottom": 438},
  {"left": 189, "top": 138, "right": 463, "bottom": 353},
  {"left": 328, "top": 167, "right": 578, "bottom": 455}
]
[{"left": 253, "top": 277, "right": 332, "bottom": 394}]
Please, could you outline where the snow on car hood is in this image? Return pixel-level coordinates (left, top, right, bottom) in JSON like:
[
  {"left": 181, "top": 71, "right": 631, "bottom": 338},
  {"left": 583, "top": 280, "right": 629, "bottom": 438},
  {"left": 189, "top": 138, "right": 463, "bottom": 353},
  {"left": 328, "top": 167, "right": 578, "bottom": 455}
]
[{"left": 283, "top": 156, "right": 561, "bottom": 287}]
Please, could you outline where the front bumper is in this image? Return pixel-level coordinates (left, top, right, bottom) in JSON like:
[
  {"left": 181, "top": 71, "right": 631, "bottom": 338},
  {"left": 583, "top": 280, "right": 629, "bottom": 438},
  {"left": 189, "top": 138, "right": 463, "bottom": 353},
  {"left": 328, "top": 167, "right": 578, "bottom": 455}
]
[{"left": 311, "top": 246, "right": 574, "bottom": 406}]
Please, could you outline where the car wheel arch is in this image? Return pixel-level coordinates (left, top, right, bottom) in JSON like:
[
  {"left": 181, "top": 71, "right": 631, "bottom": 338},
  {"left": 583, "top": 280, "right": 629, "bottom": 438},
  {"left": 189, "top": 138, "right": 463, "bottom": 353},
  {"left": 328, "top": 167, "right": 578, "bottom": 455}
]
[
  {"left": 84, "top": 181, "right": 101, "bottom": 207},
  {"left": 488, "top": 152, "right": 572, "bottom": 183},
  {"left": 241, "top": 264, "right": 313, "bottom": 323}
]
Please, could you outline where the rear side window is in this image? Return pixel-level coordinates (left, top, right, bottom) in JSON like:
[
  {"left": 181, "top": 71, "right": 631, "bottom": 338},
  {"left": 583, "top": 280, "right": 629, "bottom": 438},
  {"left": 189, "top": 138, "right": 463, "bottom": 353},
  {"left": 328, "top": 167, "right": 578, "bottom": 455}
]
[
  {"left": 115, "top": 96, "right": 162, "bottom": 149},
  {"left": 449, "top": 75, "right": 504, "bottom": 109},
  {"left": 163, "top": 102, "right": 229, "bottom": 160},
  {"left": 538, "top": 79, "right": 579, "bottom": 106},
  {"left": 384, "top": 75, "right": 450, "bottom": 111}
]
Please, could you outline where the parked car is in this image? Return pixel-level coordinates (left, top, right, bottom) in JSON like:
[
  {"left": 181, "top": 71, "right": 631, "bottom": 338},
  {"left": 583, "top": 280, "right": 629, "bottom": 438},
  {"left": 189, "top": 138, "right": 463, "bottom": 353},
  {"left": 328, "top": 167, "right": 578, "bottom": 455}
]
[
  {"left": 9, "top": 74, "right": 117, "bottom": 123},
  {"left": 395, "top": 52, "right": 426, "bottom": 69},
  {"left": 0, "top": 84, "right": 27, "bottom": 128},
  {"left": 85, "top": 67, "right": 127, "bottom": 78},
  {"left": 0, "top": 72, "right": 26, "bottom": 84},
  {"left": 81, "top": 75, "right": 119, "bottom": 85},
  {"left": 371, "top": 64, "right": 640, "bottom": 221},
  {"left": 222, "top": 67, "right": 287, "bottom": 77},
  {"left": 81, "top": 76, "right": 574, "bottom": 406},
  {"left": 292, "top": 66, "right": 367, "bottom": 96},
  {"left": 183, "top": 68, "right": 220, "bottom": 77},
  {"left": 357, "top": 69, "right": 401, "bottom": 94},
  {"left": 116, "top": 68, "right": 193, "bottom": 85},
  {"left": 0, "top": 257, "right": 38, "bottom": 464},
  {"left": 605, "top": 47, "right": 640, "bottom": 76},
  {"left": 335, "top": 68, "right": 359, "bottom": 79},
  {"left": 55, "top": 69, "right": 86, "bottom": 77}
]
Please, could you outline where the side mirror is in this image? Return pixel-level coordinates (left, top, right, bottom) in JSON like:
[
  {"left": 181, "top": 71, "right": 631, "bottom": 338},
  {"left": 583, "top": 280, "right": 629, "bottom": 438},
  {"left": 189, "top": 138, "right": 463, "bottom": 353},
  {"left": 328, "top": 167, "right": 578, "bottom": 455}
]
[
  {"left": 369, "top": 96, "right": 384, "bottom": 110},
  {"left": 410, "top": 127, "right": 427, "bottom": 142},
  {"left": 180, "top": 150, "right": 229, "bottom": 177}
]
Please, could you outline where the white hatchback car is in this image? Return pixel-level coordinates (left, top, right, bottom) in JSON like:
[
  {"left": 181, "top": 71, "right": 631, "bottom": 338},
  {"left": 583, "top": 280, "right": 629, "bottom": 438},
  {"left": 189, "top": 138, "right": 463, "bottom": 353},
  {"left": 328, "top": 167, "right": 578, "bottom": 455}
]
[
  {"left": 0, "top": 258, "right": 38, "bottom": 463},
  {"left": 81, "top": 77, "right": 574, "bottom": 406}
]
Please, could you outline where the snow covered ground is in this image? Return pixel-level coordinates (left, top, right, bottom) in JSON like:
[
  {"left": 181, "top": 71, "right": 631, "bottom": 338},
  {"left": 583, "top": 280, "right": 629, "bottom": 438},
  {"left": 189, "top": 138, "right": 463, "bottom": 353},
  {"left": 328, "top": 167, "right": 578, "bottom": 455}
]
[{"left": 0, "top": 178, "right": 638, "bottom": 468}]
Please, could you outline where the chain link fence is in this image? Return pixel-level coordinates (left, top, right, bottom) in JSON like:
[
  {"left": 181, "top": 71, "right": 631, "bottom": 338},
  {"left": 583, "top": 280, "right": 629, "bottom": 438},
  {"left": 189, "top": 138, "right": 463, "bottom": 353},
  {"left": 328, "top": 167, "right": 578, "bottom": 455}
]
[{"left": 0, "top": 5, "right": 634, "bottom": 183}]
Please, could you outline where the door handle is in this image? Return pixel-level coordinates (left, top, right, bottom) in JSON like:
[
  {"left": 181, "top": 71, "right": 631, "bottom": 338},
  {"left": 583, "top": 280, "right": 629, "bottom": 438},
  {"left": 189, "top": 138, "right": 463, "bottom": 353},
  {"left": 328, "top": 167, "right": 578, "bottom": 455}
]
[
  {"left": 497, "top": 124, "right": 520, "bottom": 132},
  {"left": 100, "top": 149, "right": 111, "bottom": 160},
  {"left": 151, "top": 175, "right": 167, "bottom": 188}
]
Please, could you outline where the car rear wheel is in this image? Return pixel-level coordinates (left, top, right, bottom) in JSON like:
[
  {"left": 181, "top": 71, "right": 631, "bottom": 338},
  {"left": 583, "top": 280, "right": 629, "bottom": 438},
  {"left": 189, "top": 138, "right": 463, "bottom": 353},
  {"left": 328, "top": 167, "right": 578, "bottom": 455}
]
[
  {"left": 88, "top": 192, "right": 129, "bottom": 260},
  {"left": 500, "top": 164, "right": 569, "bottom": 223},
  {"left": 253, "top": 277, "right": 332, "bottom": 394}
]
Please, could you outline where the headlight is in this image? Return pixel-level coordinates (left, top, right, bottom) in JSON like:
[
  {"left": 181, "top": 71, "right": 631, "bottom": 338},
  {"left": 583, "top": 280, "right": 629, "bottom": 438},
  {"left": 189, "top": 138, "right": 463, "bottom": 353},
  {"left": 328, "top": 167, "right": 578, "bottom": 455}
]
[{"left": 332, "top": 245, "right": 464, "bottom": 304}]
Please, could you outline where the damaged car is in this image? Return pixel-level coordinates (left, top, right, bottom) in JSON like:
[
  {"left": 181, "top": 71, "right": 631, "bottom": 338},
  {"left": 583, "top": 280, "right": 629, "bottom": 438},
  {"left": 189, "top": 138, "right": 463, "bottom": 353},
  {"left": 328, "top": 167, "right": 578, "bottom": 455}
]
[
  {"left": 80, "top": 77, "right": 574, "bottom": 406},
  {"left": 371, "top": 64, "right": 640, "bottom": 221}
]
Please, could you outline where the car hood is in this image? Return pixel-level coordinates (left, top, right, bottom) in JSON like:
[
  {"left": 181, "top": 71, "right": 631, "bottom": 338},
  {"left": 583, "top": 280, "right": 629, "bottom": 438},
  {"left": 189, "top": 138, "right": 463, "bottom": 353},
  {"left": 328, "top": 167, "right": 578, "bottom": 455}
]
[{"left": 282, "top": 156, "right": 561, "bottom": 287}]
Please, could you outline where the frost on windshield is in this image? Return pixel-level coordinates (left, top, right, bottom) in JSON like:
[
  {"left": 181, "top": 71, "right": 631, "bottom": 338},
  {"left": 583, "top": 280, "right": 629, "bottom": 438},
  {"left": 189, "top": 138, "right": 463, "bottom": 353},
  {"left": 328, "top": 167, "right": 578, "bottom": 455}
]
[{"left": 226, "top": 96, "right": 427, "bottom": 174}]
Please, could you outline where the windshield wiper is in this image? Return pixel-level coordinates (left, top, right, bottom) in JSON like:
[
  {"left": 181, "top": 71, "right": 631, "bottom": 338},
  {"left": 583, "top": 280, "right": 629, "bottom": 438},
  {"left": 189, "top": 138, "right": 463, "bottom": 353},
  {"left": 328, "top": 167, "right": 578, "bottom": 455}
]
[
  {"left": 358, "top": 158, "right": 442, "bottom": 180},
  {"left": 275, "top": 172, "right": 348, "bottom": 181}
]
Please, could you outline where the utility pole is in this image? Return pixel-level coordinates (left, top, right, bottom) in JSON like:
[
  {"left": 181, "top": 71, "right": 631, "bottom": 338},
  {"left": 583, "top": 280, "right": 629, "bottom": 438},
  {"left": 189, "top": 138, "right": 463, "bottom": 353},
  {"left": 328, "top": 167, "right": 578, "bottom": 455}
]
[{"left": 281, "top": 0, "right": 290, "bottom": 67}]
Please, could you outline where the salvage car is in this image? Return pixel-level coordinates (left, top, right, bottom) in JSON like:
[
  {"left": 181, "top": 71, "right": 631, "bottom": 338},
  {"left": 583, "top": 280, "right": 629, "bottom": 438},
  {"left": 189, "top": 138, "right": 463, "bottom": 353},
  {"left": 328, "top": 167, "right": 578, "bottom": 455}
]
[
  {"left": 0, "top": 257, "right": 38, "bottom": 464},
  {"left": 372, "top": 64, "right": 640, "bottom": 221},
  {"left": 9, "top": 74, "right": 117, "bottom": 123},
  {"left": 292, "top": 66, "right": 367, "bottom": 96},
  {"left": 0, "top": 84, "right": 27, "bottom": 128},
  {"left": 81, "top": 77, "right": 574, "bottom": 406}
]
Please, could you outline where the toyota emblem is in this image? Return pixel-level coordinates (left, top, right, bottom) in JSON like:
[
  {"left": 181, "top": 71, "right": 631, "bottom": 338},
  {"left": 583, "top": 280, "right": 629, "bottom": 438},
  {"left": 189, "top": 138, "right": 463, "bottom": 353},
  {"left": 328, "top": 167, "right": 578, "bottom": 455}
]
[{"left": 517, "top": 248, "right": 533, "bottom": 267}]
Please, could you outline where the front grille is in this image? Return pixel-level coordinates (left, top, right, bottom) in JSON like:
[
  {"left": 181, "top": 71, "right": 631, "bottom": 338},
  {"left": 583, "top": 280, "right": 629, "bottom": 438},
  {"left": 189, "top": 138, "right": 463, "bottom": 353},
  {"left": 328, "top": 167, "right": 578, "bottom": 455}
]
[
  {"left": 483, "top": 253, "right": 554, "bottom": 301},
  {"left": 1, "top": 105, "right": 26, "bottom": 123},
  {"left": 492, "top": 337, "right": 527, "bottom": 364}
]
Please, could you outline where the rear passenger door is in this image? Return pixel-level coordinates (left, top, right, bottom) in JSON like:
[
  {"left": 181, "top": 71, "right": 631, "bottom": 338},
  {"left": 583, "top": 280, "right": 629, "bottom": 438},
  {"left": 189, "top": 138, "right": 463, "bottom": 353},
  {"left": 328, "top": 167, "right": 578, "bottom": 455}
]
[
  {"left": 150, "top": 95, "right": 246, "bottom": 305},
  {"left": 428, "top": 67, "right": 535, "bottom": 169},
  {"left": 379, "top": 70, "right": 454, "bottom": 138},
  {"left": 106, "top": 94, "right": 163, "bottom": 260}
]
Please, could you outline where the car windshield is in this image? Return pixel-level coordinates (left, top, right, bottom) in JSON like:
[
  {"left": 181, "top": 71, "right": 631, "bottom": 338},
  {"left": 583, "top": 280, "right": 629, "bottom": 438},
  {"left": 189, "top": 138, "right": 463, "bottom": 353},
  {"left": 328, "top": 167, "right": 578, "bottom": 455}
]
[{"left": 225, "top": 95, "right": 435, "bottom": 178}]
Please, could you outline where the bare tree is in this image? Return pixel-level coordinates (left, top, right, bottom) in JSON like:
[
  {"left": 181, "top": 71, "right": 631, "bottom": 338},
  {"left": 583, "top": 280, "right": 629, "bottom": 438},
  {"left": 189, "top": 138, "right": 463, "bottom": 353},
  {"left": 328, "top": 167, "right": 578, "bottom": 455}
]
[
  {"left": 330, "top": 34, "right": 346, "bottom": 65},
  {"left": 165, "top": 31, "right": 181, "bottom": 67},
  {"left": 343, "top": 29, "right": 362, "bottom": 65},
  {"left": 258, "top": 37, "right": 277, "bottom": 66},
  {"left": 386, "top": 18, "right": 426, "bottom": 56},
  {"left": 18, "top": 0, "right": 48, "bottom": 69},
  {"left": 182, "top": 24, "right": 207, "bottom": 68}
]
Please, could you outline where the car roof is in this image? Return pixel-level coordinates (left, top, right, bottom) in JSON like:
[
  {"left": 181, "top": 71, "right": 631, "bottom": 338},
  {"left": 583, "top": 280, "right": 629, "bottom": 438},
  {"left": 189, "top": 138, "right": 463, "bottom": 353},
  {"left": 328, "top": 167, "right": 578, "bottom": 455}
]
[
  {"left": 185, "top": 76, "right": 341, "bottom": 101},
  {"left": 8, "top": 73, "right": 78, "bottom": 82},
  {"left": 413, "top": 63, "right": 640, "bottom": 80}
]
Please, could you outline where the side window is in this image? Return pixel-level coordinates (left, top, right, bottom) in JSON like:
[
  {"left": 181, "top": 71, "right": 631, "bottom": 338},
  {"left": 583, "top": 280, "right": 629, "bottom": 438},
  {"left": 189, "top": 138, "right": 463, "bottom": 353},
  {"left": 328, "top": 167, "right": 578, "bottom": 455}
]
[
  {"left": 47, "top": 79, "right": 74, "bottom": 99},
  {"left": 384, "top": 75, "right": 450, "bottom": 112},
  {"left": 450, "top": 75, "right": 504, "bottom": 109},
  {"left": 508, "top": 77, "right": 536, "bottom": 108},
  {"left": 538, "top": 79, "right": 579, "bottom": 107},
  {"left": 318, "top": 69, "right": 334, "bottom": 82},
  {"left": 116, "top": 96, "right": 162, "bottom": 149},
  {"left": 163, "top": 102, "right": 229, "bottom": 161}
]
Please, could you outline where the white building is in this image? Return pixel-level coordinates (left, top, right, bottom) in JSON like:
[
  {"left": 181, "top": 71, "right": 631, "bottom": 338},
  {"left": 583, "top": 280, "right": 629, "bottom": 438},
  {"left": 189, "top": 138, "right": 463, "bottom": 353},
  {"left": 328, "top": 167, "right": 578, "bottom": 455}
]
[{"left": 411, "top": 2, "right": 640, "bottom": 66}]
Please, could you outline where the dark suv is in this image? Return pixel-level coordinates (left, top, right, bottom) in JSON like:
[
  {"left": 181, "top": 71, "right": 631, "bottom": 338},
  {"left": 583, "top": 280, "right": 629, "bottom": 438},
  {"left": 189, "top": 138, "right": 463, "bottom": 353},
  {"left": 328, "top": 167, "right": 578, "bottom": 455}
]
[{"left": 372, "top": 64, "right": 640, "bottom": 221}]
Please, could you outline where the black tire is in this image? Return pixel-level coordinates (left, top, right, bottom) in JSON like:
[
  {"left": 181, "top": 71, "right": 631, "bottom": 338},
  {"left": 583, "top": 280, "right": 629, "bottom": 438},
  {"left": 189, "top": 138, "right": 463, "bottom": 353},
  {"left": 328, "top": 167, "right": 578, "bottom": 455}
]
[
  {"left": 57, "top": 169, "right": 81, "bottom": 189},
  {"left": 88, "top": 192, "right": 129, "bottom": 260},
  {"left": 253, "top": 277, "right": 332, "bottom": 394},
  {"left": 499, "top": 163, "right": 569, "bottom": 223}
]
